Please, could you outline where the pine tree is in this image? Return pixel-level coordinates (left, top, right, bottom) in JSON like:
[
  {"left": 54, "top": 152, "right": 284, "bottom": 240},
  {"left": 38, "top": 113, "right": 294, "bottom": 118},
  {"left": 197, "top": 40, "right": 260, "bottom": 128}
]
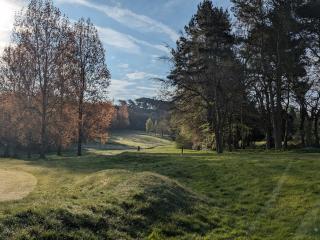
[{"left": 167, "top": 0, "right": 239, "bottom": 153}]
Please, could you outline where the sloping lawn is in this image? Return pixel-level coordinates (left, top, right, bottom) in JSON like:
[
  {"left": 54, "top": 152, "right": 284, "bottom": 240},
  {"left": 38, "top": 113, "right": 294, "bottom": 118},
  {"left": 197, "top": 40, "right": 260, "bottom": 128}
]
[{"left": 0, "top": 133, "right": 319, "bottom": 239}]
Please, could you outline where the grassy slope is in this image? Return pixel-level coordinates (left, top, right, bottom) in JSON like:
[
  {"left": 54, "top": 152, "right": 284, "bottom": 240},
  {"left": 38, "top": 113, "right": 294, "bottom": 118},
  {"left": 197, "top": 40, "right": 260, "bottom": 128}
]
[
  {"left": 108, "top": 130, "right": 172, "bottom": 149},
  {"left": 0, "top": 131, "right": 319, "bottom": 239}
]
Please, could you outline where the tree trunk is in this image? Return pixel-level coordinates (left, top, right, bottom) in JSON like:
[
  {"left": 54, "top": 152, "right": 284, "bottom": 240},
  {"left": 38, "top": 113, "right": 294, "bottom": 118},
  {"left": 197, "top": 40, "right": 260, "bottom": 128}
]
[
  {"left": 265, "top": 90, "right": 273, "bottom": 149},
  {"left": 283, "top": 117, "right": 289, "bottom": 150},
  {"left": 57, "top": 81, "right": 65, "bottom": 157},
  {"left": 274, "top": 81, "right": 283, "bottom": 150},
  {"left": 283, "top": 88, "right": 290, "bottom": 150},
  {"left": 40, "top": 54, "right": 48, "bottom": 159},
  {"left": 77, "top": 99, "right": 83, "bottom": 156},
  {"left": 77, "top": 71, "right": 85, "bottom": 156},
  {"left": 214, "top": 107, "right": 223, "bottom": 154},
  {"left": 306, "top": 117, "right": 312, "bottom": 147},
  {"left": 233, "top": 127, "right": 240, "bottom": 149},
  {"left": 40, "top": 90, "right": 47, "bottom": 159},
  {"left": 273, "top": 31, "right": 283, "bottom": 150},
  {"left": 57, "top": 144, "right": 62, "bottom": 156},
  {"left": 314, "top": 113, "right": 319, "bottom": 147},
  {"left": 240, "top": 101, "right": 245, "bottom": 149},
  {"left": 266, "top": 125, "right": 273, "bottom": 150},
  {"left": 227, "top": 115, "right": 232, "bottom": 152},
  {"left": 300, "top": 104, "right": 306, "bottom": 147},
  {"left": 215, "top": 128, "right": 223, "bottom": 154},
  {"left": 3, "top": 144, "right": 10, "bottom": 158},
  {"left": 210, "top": 105, "right": 223, "bottom": 154},
  {"left": 214, "top": 84, "right": 223, "bottom": 154},
  {"left": 26, "top": 131, "right": 32, "bottom": 159},
  {"left": 269, "top": 82, "right": 282, "bottom": 150}
]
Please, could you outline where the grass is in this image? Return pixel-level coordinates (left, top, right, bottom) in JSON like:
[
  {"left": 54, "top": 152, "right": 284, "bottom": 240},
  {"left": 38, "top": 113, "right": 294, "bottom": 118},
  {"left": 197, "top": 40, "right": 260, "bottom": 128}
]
[
  {"left": 107, "top": 130, "right": 173, "bottom": 149},
  {"left": 0, "top": 131, "right": 320, "bottom": 239}
]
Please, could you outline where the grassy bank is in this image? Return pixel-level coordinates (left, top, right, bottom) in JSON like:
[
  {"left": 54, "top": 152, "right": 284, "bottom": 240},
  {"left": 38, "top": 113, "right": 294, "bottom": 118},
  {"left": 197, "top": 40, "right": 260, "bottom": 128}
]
[{"left": 0, "top": 131, "right": 319, "bottom": 239}]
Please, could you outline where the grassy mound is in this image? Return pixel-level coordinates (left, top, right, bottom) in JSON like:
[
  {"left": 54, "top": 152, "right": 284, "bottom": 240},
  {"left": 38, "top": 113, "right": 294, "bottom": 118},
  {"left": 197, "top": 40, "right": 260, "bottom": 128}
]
[
  {"left": 0, "top": 170, "right": 215, "bottom": 240},
  {"left": 78, "top": 170, "right": 197, "bottom": 205},
  {"left": 0, "top": 170, "right": 37, "bottom": 202},
  {"left": 108, "top": 131, "right": 172, "bottom": 149}
]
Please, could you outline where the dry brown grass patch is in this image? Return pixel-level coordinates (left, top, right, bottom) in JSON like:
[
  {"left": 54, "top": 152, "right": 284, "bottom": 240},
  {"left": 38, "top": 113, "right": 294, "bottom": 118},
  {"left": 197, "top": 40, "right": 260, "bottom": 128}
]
[{"left": 0, "top": 169, "right": 37, "bottom": 202}]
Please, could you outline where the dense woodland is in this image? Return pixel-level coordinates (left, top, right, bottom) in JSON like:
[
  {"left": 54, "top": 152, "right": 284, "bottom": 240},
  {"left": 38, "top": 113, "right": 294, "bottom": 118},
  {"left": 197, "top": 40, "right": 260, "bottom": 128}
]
[
  {"left": 1, "top": 0, "right": 320, "bottom": 156},
  {"left": 164, "top": 0, "right": 320, "bottom": 153},
  {"left": 111, "top": 98, "right": 171, "bottom": 136}
]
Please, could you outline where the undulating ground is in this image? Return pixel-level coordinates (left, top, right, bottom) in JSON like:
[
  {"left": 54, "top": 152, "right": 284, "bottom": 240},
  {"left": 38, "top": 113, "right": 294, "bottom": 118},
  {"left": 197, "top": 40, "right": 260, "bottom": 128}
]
[{"left": 0, "top": 131, "right": 319, "bottom": 239}]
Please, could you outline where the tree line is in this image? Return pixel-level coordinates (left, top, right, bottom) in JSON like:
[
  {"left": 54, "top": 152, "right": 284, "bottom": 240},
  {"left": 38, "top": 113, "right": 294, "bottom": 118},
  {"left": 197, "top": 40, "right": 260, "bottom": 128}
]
[
  {"left": 2, "top": 0, "right": 319, "bottom": 156},
  {"left": 111, "top": 98, "right": 171, "bottom": 137},
  {"left": 165, "top": 0, "right": 320, "bottom": 153},
  {"left": 0, "top": 0, "right": 113, "bottom": 158}
]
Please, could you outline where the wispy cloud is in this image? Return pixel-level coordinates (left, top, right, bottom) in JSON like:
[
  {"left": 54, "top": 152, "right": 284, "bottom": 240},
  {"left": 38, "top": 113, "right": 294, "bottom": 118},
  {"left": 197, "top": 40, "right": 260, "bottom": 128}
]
[
  {"left": 126, "top": 71, "right": 162, "bottom": 80},
  {"left": 108, "top": 78, "right": 134, "bottom": 100},
  {"left": 97, "top": 26, "right": 169, "bottom": 55},
  {"left": 57, "top": 0, "right": 179, "bottom": 42},
  {"left": 108, "top": 78, "right": 158, "bottom": 100},
  {"left": 136, "top": 85, "right": 158, "bottom": 91},
  {"left": 131, "top": 37, "right": 170, "bottom": 54},
  {"left": 164, "top": 0, "right": 202, "bottom": 8},
  {"left": 97, "top": 26, "right": 141, "bottom": 54}
]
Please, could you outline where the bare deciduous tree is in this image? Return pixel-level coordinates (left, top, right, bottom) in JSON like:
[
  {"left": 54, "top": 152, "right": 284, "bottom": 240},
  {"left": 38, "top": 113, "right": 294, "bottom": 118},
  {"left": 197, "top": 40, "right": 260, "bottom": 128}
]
[{"left": 73, "top": 18, "right": 110, "bottom": 156}]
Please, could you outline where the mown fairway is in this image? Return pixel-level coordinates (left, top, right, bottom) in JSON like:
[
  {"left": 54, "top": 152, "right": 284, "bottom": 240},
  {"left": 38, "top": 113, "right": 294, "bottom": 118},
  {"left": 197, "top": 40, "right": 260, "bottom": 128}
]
[{"left": 0, "top": 131, "right": 320, "bottom": 239}]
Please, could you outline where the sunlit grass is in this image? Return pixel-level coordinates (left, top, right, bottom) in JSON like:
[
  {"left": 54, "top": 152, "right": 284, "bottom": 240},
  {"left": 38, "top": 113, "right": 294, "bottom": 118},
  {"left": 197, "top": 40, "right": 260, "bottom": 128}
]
[
  {"left": 108, "top": 130, "right": 172, "bottom": 149},
  {"left": 0, "top": 131, "right": 319, "bottom": 239}
]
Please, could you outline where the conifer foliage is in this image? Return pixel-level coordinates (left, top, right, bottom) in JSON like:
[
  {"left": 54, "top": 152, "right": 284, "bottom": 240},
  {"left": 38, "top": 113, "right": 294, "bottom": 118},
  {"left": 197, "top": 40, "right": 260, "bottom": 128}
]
[{"left": 167, "top": 0, "right": 320, "bottom": 152}]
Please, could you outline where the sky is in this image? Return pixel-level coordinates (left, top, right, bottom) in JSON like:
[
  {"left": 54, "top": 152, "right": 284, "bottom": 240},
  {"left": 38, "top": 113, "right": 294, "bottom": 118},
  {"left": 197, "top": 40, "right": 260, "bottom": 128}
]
[{"left": 0, "top": 0, "right": 232, "bottom": 101}]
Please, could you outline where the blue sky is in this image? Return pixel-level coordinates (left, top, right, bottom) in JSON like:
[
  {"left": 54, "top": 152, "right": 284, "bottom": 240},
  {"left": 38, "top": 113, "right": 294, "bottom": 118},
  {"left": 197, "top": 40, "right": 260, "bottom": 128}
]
[{"left": 0, "top": 0, "right": 232, "bottom": 100}]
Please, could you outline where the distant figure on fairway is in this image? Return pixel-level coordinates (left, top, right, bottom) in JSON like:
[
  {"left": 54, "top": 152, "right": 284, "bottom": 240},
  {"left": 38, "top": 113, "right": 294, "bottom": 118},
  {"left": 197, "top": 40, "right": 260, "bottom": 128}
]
[
  {"left": 181, "top": 147, "right": 184, "bottom": 155},
  {"left": 137, "top": 146, "right": 141, "bottom": 152}
]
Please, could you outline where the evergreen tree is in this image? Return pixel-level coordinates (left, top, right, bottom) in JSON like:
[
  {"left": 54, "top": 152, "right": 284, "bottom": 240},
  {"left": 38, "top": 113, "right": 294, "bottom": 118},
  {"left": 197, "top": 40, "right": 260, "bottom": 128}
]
[{"left": 167, "top": 0, "right": 241, "bottom": 153}]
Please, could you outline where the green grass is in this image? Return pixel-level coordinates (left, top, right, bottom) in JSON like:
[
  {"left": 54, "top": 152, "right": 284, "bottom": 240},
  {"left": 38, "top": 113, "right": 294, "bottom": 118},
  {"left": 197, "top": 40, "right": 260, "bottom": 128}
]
[
  {"left": 107, "top": 130, "right": 173, "bottom": 149},
  {"left": 0, "top": 131, "right": 320, "bottom": 239}
]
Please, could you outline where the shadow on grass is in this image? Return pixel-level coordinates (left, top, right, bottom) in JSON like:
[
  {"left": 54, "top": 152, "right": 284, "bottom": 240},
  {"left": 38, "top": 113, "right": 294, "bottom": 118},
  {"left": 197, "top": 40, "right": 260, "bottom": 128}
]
[
  {"left": 19, "top": 150, "right": 218, "bottom": 175},
  {"left": 4, "top": 146, "right": 319, "bottom": 176},
  {"left": 2, "top": 146, "right": 320, "bottom": 239}
]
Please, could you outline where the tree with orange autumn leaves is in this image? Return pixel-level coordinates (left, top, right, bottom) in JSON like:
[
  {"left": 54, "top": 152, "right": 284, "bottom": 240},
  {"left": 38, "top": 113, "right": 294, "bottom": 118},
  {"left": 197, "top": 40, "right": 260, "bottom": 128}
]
[{"left": 0, "top": 0, "right": 114, "bottom": 158}]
